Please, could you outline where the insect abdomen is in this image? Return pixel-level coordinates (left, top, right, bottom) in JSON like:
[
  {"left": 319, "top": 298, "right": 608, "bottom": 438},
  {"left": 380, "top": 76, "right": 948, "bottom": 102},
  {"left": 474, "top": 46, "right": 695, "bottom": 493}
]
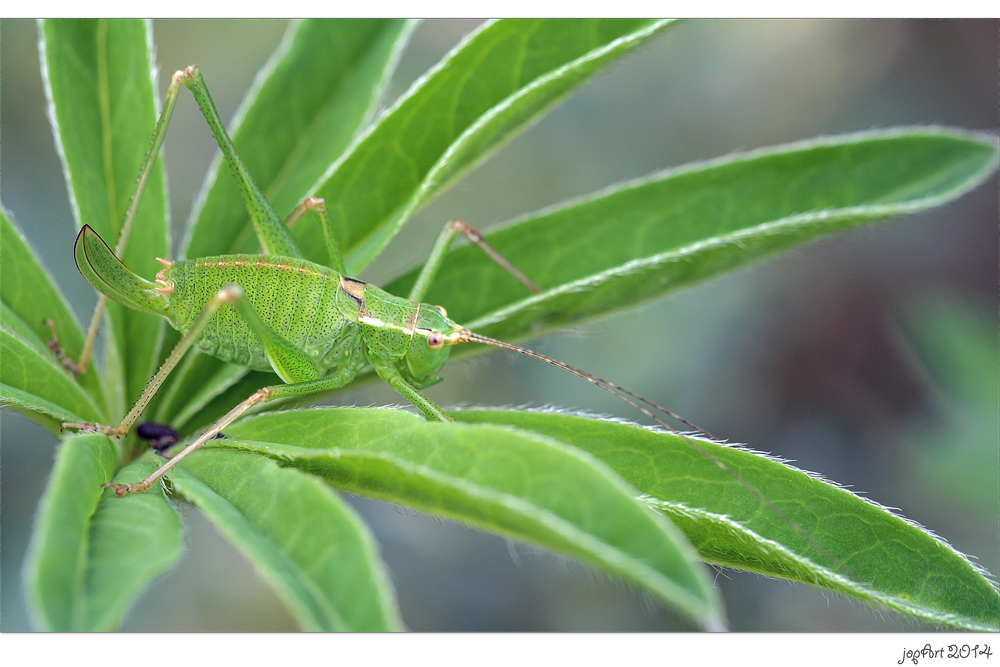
[{"left": 165, "top": 255, "right": 357, "bottom": 373}]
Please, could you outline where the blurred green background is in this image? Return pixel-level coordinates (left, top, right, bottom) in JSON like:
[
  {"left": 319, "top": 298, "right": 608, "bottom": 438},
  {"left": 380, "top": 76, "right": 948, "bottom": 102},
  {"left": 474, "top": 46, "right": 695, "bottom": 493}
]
[{"left": 1, "top": 19, "right": 996, "bottom": 631}]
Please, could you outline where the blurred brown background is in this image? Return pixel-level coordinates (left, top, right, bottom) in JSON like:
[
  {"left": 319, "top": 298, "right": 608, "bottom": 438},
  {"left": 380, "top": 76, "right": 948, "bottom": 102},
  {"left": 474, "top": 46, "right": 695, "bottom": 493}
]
[{"left": 1, "top": 19, "right": 997, "bottom": 631}]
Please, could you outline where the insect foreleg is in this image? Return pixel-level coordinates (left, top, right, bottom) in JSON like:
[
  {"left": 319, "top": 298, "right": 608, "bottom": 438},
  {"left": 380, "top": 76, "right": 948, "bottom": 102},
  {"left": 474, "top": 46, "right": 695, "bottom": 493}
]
[
  {"left": 408, "top": 220, "right": 541, "bottom": 302},
  {"left": 371, "top": 358, "right": 452, "bottom": 422}
]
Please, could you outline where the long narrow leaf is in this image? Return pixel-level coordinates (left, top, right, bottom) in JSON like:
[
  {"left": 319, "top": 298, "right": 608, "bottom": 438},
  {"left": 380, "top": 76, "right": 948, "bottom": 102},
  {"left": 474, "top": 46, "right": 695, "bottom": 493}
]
[
  {"left": 24, "top": 434, "right": 120, "bottom": 630},
  {"left": 24, "top": 436, "right": 182, "bottom": 630},
  {"left": 382, "top": 128, "right": 999, "bottom": 344},
  {"left": 0, "top": 386, "right": 87, "bottom": 434},
  {"left": 303, "top": 19, "right": 677, "bottom": 273},
  {"left": 1, "top": 328, "right": 103, "bottom": 429},
  {"left": 170, "top": 449, "right": 403, "bottom": 631},
  {"left": 0, "top": 204, "right": 106, "bottom": 415},
  {"left": 454, "top": 409, "right": 1000, "bottom": 631},
  {"left": 203, "top": 407, "right": 725, "bottom": 629},
  {"left": 39, "top": 19, "right": 169, "bottom": 415},
  {"left": 82, "top": 457, "right": 183, "bottom": 630}
]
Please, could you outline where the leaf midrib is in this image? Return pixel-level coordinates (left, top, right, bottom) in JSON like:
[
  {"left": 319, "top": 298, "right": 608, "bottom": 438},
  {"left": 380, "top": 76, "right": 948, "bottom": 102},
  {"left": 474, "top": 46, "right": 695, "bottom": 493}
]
[{"left": 210, "top": 436, "right": 717, "bottom": 620}]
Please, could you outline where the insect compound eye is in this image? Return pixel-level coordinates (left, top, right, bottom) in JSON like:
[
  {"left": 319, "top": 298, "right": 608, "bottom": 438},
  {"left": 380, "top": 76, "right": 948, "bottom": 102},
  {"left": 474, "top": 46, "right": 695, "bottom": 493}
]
[
  {"left": 434, "top": 305, "right": 448, "bottom": 318},
  {"left": 427, "top": 331, "right": 445, "bottom": 350}
]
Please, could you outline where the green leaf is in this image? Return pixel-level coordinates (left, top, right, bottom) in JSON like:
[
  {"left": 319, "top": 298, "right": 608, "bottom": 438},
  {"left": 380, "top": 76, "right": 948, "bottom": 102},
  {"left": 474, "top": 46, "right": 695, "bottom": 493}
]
[
  {"left": 82, "top": 457, "right": 184, "bottom": 630},
  {"left": 0, "top": 204, "right": 106, "bottom": 415},
  {"left": 24, "top": 434, "right": 118, "bottom": 629},
  {"left": 168, "top": 449, "right": 402, "bottom": 631},
  {"left": 39, "top": 19, "right": 169, "bottom": 416},
  {"left": 0, "top": 386, "right": 84, "bottom": 434},
  {"left": 304, "top": 18, "right": 677, "bottom": 274},
  {"left": 207, "top": 407, "right": 725, "bottom": 628},
  {"left": 24, "top": 436, "right": 182, "bottom": 631},
  {"left": 183, "top": 19, "right": 416, "bottom": 261},
  {"left": 453, "top": 409, "right": 1000, "bottom": 631},
  {"left": 1, "top": 302, "right": 50, "bottom": 355},
  {"left": 382, "top": 128, "right": 1000, "bottom": 344},
  {"left": 1, "top": 327, "right": 104, "bottom": 429}
]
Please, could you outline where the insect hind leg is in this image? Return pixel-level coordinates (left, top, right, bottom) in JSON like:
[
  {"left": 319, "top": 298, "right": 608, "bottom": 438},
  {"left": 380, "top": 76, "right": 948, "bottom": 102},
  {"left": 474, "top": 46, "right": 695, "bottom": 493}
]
[
  {"left": 61, "top": 285, "right": 244, "bottom": 439},
  {"left": 105, "top": 373, "right": 353, "bottom": 496}
]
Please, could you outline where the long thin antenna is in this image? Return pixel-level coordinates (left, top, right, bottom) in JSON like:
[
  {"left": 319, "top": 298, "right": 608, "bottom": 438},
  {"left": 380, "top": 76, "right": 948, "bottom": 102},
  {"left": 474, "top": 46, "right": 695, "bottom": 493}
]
[
  {"left": 467, "top": 332, "right": 715, "bottom": 438},
  {"left": 463, "top": 330, "right": 849, "bottom": 578}
]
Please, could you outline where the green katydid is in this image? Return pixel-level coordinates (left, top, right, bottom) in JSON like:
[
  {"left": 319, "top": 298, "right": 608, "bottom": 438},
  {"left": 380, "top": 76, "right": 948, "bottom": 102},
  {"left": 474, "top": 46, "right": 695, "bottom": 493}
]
[
  {"left": 53, "top": 66, "right": 519, "bottom": 491},
  {"left": 54, "top": 65, "right": 839, "bottom": 575}
]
